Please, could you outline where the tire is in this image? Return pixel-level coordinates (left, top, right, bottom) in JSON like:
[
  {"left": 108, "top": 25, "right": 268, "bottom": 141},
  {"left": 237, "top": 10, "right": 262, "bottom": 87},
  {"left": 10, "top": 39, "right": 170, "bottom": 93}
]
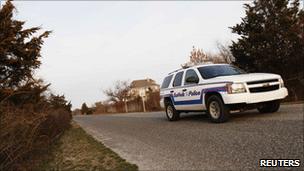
[
  {"left": 206, "top": 95, "right": 230, "bottom": 123},
  {"left": 165, "top": 100, "right": 180, "bottom": 121},
  {"left": 257, "top": 100, "right": 280, "bottom": 113}
]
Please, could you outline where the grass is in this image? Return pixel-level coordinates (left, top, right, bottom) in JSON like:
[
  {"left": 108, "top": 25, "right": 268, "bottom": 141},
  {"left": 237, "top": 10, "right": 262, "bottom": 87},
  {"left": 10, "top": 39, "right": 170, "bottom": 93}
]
[{"left": 36, "top": 122, "right": 138, "bottom": 171}]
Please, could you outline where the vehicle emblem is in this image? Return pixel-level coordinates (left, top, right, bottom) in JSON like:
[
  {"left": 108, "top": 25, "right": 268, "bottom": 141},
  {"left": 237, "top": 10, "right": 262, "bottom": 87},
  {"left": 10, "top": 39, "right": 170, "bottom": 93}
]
[{"left": 262, "top": 83, "right": 270, "bottom": 87}]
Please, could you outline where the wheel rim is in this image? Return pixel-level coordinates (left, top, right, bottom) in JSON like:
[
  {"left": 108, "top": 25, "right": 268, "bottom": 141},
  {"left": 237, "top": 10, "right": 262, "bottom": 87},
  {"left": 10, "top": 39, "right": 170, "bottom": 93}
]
[
  {"left": 167, "top": 105, "right": 174, "bottom": 118},
  {"left": 209, "top": 101, "right": 220, "bottom": 119}
]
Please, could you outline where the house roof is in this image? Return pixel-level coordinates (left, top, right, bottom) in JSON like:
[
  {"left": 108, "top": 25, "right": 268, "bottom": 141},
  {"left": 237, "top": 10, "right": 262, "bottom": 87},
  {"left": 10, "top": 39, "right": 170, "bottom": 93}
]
[{"left": 130, "top": 78, "right": 159, "bottom": 88}]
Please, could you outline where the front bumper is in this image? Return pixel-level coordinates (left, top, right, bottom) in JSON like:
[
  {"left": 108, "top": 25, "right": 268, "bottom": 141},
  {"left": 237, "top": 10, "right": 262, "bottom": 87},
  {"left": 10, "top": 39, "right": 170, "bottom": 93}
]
[{"left": 222, "top": 87, "right": 288, "bottom": 104}]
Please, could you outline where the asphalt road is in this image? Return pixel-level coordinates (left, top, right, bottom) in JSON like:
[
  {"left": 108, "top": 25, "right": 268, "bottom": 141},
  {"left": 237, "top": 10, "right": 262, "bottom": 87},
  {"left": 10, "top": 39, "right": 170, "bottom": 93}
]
[{"left": 74, "top": 104, "right": 303, "bottom": 170}]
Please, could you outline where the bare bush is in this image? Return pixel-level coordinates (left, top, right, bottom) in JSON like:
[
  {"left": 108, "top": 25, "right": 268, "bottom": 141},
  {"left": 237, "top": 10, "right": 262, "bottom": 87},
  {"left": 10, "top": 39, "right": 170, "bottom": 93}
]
[{"left": 0, "top": 104, "right": 71, "bottom": 170}]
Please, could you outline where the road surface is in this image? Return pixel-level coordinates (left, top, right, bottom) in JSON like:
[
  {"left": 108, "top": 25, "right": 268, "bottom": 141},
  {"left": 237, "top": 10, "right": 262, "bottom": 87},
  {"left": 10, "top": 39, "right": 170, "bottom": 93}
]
[{"left": 74, "top": 104, "right": 303, "bottom": 170}]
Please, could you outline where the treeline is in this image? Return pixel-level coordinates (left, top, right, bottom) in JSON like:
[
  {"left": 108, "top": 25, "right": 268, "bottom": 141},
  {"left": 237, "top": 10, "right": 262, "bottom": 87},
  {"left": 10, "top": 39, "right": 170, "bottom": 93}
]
[{"left": 0, "top": 1, "right": 71, "bottom": 170}]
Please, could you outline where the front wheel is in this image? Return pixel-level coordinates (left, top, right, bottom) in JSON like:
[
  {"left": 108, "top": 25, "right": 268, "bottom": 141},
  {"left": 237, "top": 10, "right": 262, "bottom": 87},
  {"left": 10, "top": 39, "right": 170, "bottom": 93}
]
[
  {"left": 165, "top": 101, "right": 180, "bottom": 121},
  {"left": 257, "top": 100, "right": 280, "bottom": 113},
  {"left": 207, "top": 95, "right": 230, "bottom": 123}
]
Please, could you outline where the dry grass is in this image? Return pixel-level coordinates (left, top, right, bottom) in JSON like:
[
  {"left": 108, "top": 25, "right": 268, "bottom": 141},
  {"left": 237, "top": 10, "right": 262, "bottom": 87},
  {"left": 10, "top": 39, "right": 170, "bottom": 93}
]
[{"left": 37, "top": 122, "right": 138, "bottom": 171}]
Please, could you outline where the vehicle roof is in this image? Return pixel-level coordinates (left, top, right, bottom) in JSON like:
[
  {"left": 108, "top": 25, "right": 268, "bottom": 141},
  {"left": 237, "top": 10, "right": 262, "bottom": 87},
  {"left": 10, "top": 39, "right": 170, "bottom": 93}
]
[{"left": 167, "top": 63, "right": 229, "bottom": 75}]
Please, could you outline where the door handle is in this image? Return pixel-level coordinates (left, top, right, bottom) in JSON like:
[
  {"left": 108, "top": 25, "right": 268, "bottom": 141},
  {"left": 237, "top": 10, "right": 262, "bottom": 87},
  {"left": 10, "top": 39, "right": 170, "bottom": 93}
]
[
  {"left": 182, "top": 89, "right": 187, "bottom": 92},
  {"left": 170, "top": 90, "right": 174, "bottom": 93}
]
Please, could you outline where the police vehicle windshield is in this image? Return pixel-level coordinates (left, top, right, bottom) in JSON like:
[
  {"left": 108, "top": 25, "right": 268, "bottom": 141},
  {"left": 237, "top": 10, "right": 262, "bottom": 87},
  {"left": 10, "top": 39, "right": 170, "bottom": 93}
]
[{"left": 198, "top": 65, "right": 246, "bottom": 79}]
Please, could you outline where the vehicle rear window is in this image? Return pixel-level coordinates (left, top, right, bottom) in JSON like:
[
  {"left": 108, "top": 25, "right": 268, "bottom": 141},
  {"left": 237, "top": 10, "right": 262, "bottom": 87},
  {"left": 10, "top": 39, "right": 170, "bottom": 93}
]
[
  {"left": 173, "top": 71, "right": 184, "bottom": 87},
  {"left": 161, "top": 75, "right": 173, "bottom": 89},
  {"left": 198, "top": 65, "right": 246, "bottom": 79}
]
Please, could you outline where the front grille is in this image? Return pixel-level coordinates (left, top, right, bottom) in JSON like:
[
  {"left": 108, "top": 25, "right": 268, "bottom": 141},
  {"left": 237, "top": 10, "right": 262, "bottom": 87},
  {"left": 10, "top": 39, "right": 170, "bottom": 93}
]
[
  {"left": 247, "top": 79, "right": 278, "bottom": 85},
  {"left": 249, "top": 85, "right": 279, "bottom": 93}
]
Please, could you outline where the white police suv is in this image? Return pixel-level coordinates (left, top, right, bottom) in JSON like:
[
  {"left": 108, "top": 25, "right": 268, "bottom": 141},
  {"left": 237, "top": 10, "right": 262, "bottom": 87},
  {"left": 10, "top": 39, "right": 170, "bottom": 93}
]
[{"left": 160, "top": 64, "right": 288, "bottom": 123}]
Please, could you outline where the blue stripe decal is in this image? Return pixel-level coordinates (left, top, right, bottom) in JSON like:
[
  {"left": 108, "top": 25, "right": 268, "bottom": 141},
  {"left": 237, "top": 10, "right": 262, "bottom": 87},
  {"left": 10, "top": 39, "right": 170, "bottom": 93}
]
[
  {"left": 162, "top": 86, "right": 226, "bottom": 105},
  {"left": 174, "top": 99, "right": 202, "bottom": 105}
]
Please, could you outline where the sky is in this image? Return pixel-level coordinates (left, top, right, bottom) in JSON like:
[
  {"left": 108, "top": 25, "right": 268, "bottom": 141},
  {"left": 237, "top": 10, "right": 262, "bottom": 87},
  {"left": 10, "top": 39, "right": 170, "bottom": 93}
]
[{"left": 10, "top": 1, "right": 248, "bottom": 109}]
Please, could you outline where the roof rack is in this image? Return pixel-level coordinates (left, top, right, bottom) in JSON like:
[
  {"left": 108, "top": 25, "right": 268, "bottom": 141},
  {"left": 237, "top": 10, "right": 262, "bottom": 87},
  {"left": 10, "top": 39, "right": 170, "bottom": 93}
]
[
  {"left": 168, "top": 68, "right": 183, "bottom": 75},
  {"left": 168, "top": 62, "right": 215, "bottom": 75},
  {"left": 168, "top": 63, "right": 193, "bottom": 75}
]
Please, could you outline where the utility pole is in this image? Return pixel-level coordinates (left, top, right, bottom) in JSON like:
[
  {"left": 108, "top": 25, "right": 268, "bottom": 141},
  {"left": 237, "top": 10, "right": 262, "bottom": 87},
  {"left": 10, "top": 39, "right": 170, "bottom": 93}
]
[
  {"left": 123, "top": 98, "right": 128, "bottom": 113},
  {"left": 139, "top": 90, "right": 146, "bottom": 112},
  {"left": 142, "top": 95, "right": 146, "bottom": 112},
  {"left": 125, "top": 101, "right": 128, "bottom": 113}
]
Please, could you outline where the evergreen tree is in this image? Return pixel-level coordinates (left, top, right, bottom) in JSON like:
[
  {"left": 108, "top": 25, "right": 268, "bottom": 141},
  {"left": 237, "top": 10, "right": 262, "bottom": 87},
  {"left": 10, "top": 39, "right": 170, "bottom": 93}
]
[
  {"left": 48, "top": 94, "right": 72, "bottom": 113},
  {"left": 230, "top": 0, "right": 304, "bottom": 79},
  {"left": 81, "top": 103, "right": 89, "bottom": 115},
  {"left": 0, "top": 0, "right": 51, "bottom": 100}
]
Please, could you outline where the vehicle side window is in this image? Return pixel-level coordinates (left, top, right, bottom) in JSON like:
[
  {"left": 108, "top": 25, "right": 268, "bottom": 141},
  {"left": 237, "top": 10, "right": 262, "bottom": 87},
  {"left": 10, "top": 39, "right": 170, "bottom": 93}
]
[
  {"left": 184, "top": 69, "right": 199, "bottom": 85},
  {"left": 161, "top": 75, "right": 173, "bottom": 89},
  {"left": 173, "top": 71, "right": 184, "bottom": 87}
]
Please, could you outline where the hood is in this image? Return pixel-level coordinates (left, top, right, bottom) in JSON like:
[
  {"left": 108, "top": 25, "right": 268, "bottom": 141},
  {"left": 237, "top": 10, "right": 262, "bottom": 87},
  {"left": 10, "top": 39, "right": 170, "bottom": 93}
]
[{"left": 204, "top": 73, "right": 281, "bottom": 83}]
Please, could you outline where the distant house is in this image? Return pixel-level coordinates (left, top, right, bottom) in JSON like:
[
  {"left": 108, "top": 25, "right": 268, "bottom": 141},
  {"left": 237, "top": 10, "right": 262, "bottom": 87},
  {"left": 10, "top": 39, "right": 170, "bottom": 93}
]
[{"left": 129, "top": 78, "right": 160, "bottom": 98}]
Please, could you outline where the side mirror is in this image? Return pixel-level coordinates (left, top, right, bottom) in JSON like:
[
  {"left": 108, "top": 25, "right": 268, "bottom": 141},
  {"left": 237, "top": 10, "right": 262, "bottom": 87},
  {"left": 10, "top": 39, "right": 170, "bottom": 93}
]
[{"left": 186, "top": 76, "right": 199, "bottom": 84}]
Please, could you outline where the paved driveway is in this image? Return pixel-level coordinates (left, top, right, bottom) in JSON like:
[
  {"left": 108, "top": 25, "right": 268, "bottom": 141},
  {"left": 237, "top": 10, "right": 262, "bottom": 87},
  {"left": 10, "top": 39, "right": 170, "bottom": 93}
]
[{"left": 74, "top": 104, "right": 303, "bottom": 170}]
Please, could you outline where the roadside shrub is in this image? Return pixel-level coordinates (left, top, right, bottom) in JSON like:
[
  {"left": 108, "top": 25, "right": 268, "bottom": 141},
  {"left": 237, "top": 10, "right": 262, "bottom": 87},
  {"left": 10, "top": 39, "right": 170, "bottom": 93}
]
[{"left": 0, "top": 103, "right": 71, "bottom": 170}]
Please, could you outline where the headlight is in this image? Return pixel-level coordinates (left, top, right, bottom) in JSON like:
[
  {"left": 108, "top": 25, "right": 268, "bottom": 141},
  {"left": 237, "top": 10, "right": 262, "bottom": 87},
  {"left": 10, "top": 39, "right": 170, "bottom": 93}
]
[
  {"left": 227, "top": 83, "right": 246, "bottom": 94},
  {"left": 279, "top": 78, "right": 284, "bottom": 88}
]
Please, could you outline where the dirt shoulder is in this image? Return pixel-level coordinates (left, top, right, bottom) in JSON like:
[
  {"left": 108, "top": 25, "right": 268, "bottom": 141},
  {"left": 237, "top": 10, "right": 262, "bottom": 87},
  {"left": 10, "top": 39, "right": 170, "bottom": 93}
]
[{"left": 36, "top": 122, "right": 138, "bottom": 171}]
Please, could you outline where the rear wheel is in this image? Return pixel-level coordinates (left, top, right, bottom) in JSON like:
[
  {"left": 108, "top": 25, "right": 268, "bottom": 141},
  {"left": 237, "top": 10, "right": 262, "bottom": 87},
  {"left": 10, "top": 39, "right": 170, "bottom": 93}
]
[
  {"left": 257, "top": 100, "right": 280, "bottom": 113},
  {"left": 165, "top": 101, "right": 180, "bottom": 121},
  {"left": 207, "top": 95, "right": 230, "bottom": 123}
]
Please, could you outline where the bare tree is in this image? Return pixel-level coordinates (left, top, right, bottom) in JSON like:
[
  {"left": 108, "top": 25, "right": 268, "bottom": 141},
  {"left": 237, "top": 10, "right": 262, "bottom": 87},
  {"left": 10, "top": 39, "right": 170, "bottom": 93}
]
[
  {"left": 206, "top": 52, "right": 226, "bottom": 64},
  {"left": 104, "top": 80, "right": 131, "bottom": 103},
  {"left": 182, "top": 46, "right": 212, "bottom": 67},
  {"left": 216, "top": 41, "right": 234, "bottom": 64},
  {"left": 189, "top": 46, "right": 210, "bottom": 64},
  {"left": 182, "top": 45, "right": 233, "bottom": 67}
]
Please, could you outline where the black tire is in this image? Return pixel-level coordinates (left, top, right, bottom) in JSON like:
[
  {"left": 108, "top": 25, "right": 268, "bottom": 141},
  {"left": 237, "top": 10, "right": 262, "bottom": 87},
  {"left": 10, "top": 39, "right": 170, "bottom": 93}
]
[
  {"left": 206, "top": 95, "right": 230, "bottom": 123},
  {"left": 165, "top": 100, "right": 180, "bottom": 121},
  {"left": 257, "top": 100, "right": 280, "bottom": 113}
]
